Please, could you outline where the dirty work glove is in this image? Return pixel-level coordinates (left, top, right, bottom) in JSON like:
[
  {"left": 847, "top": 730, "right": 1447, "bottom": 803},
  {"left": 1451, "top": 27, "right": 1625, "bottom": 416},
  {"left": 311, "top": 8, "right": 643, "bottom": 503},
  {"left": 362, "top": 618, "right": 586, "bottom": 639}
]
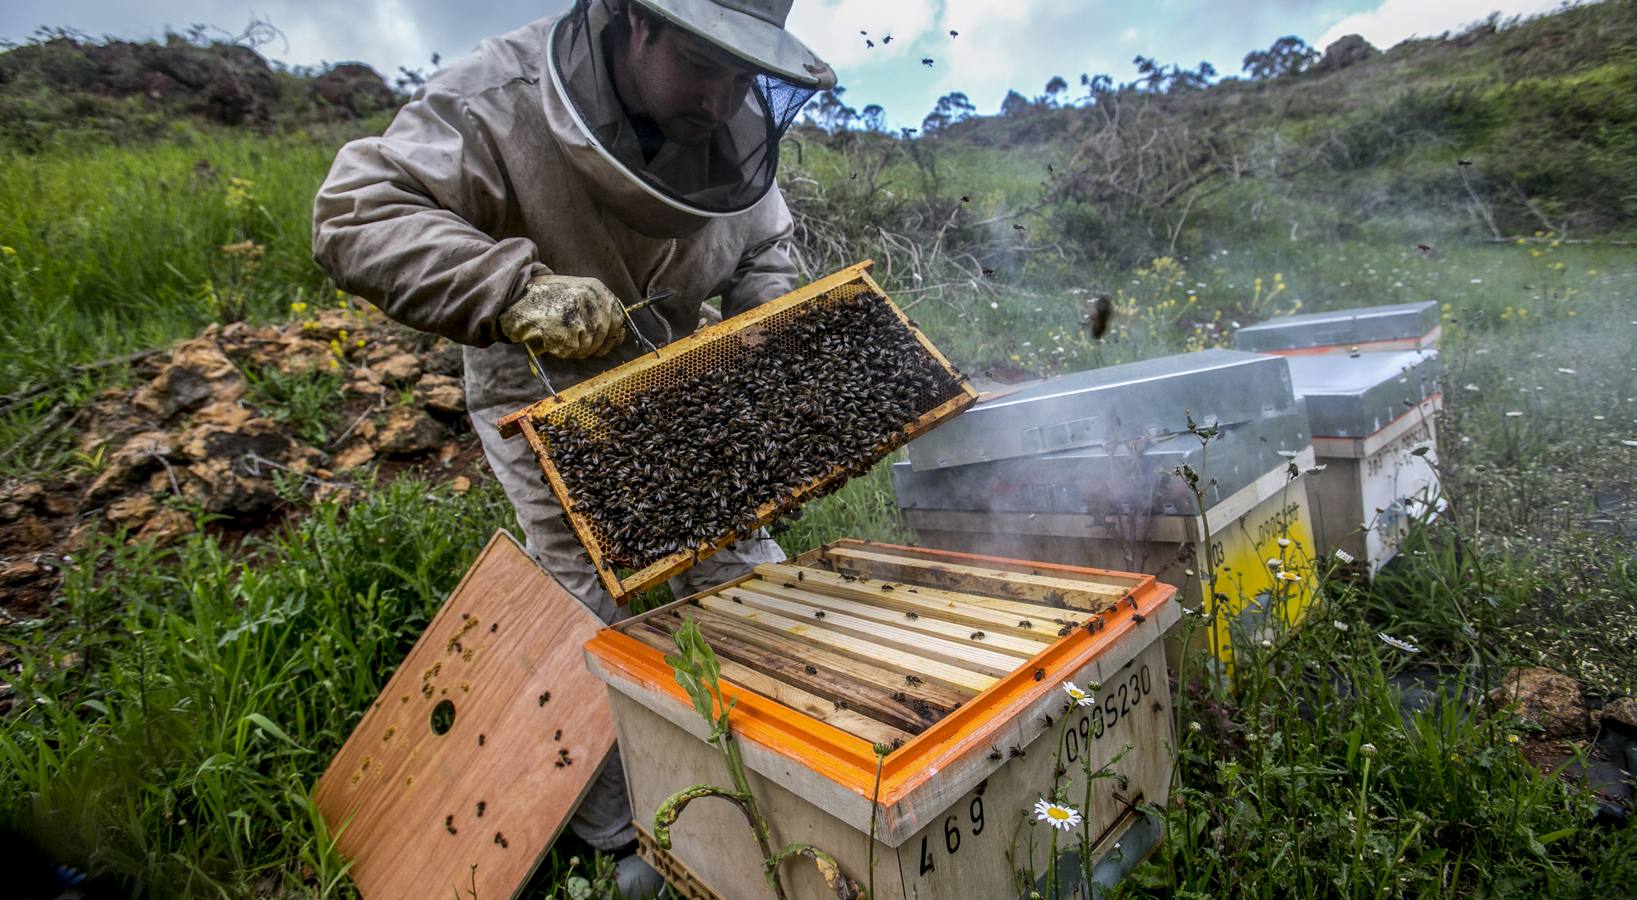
[{"left": 499, "top": 274, "right": 626, "bottom": 359}]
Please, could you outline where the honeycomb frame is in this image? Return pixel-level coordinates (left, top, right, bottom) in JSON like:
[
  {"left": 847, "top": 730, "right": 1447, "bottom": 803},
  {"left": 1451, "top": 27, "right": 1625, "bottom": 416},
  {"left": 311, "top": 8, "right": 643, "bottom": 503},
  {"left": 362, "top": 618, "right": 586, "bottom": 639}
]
[{"left": 497, "top": 261, "right": 978, "bottom": 604}]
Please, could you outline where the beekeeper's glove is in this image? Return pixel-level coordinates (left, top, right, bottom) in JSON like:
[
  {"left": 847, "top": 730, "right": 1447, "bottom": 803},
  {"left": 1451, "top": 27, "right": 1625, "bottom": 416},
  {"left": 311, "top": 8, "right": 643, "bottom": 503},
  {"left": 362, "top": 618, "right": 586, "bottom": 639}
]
[{"left": 499, "top": 274, "right": 626, "bottom": 359}]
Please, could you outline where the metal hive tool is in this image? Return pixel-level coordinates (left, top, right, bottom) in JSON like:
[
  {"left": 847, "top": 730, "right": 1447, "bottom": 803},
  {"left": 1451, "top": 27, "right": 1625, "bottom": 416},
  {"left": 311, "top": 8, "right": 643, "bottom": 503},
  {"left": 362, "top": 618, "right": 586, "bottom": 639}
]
[{"left": 497, "top": 262, "right": 978, "bottom": 604}]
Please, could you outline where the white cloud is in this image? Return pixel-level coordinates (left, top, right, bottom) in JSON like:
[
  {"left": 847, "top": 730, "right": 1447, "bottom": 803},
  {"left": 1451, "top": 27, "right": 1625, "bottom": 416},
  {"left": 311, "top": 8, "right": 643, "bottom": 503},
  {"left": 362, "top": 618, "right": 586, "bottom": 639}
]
[{"left": 1315, "top": 0, "right": 1568, "bottom": 51}]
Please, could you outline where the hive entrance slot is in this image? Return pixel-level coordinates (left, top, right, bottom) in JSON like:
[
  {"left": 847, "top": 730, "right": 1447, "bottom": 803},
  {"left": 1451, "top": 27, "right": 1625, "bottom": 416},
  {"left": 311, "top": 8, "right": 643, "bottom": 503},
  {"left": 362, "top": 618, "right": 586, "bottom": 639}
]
[{"left": 429, "top": 699, "right": 456, "bottom": 735}]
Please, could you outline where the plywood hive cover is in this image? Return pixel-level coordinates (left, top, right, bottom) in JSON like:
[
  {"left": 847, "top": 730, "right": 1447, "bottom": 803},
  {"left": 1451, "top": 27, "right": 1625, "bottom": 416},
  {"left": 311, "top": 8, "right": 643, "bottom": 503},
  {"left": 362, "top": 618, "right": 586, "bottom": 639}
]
[{"left": 314, "top": 531, "right": 615, "bottom": 900}]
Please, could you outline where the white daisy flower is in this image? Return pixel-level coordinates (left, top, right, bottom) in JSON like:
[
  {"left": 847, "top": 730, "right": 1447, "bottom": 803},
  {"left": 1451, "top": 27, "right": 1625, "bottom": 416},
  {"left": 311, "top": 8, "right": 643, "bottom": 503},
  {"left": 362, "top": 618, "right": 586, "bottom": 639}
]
[
  {"left": 1034, "top": 799, "right": 1082, "bottom": 831},
  {"left": 1378, "top": 633, "right": 1421, "bottom": 654},
  {"left": 1266, "top": 558, "right": 1282, "bottom": 570},
  {"left": 1062, "top": 682, "right": 1096, "bottom": 707},
  {"left": 1334, "top": 549, "right": 1355, "bottom": 564},
  {"left": 1277, "top": 538, "right": 1291, "bottom": 548},
  {"left": 1333, "top": 620, "right": 1349, "bottom": 632}
]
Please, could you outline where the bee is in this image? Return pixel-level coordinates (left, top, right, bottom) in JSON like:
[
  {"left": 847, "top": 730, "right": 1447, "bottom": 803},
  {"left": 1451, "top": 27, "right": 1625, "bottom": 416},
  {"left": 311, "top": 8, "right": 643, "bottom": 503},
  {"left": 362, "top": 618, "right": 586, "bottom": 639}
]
[
  {"left": 1018, "top": 619, "right": 1033, "bottom": 629},
  {"left": 476, "top": 801, "right": 486, "bottom": 817},
  {"left": 1082, "top": 292, "right": 1114, "bottom": 340},
  {"left": 1132, "top": 613, "right": 1147, "bottom": 624},
  {"left": 554, "top": 729, "right": 562, "bottom": 741},
  {"left": 891, "top": 737, "right": 904, "bottom": 749},
  {"left": 1008, "top": 746, "right": 1026, "bottom": 759},
  {"left": 988, "top": 747, "right": 1003, "bottom": 761},
  {"left": 1033, "top": 667, "right": 1046, "bottom": 681},
  {"left": 478, "top": 734, "right": 486, "bottom": 746},
  {"left": 982, "top": 267, "right": 997, "bottom": 277},
  {"left": 494, "top": 832, "right": 509, "bottom": 849},
  {"left": 905, "top": 611, "right": 919, "bottom": 621},
  {"left": 1058, "top": 623, "right": 1074, "bottom": 637},
  {"left": 974, "top": 779, "right": 988, "bottom": 797},
  {"left": 833, "top": 698, "right": 849, "bottom": 710},
  {"left": 1043, "top": 713, "right": 1054, "bottom": 727},
  {"left": 891, "top": 690, "right": 908, "bottom": 702},
  {"left": 490, "top": 623, "right": 498, "bottom": 633},
  {"left": 804, "top": 664, "right": 819, "bottom": 675},
  {"left": 796, "top": 571, "right": 805, "bottom": 581},
  {"left": 882, "top": 35, "right": 893, "bottom": 44},
  {"left": 949, "top": 29, "right": 959, "bottom": 38},
  {"left": 538, "top": 692, "right": 551, "bottom": 706},
  {"left": 921, "top": 57, "right": 935, "bottom": 67},
  {"left": 880, "top": 584, "right": 894, "bottom": 592},
  {"left": 1012, "top": 223, "right": 1026, "bottom": 232},
  {"left": 905, "top": 675, "right": 923, "bottom": 686},
  {"left": 970, "top": 631, "right": 986, "bottom": 640},
  {"left": 814, "top": 611, "right": 826, "bottom": 619}
]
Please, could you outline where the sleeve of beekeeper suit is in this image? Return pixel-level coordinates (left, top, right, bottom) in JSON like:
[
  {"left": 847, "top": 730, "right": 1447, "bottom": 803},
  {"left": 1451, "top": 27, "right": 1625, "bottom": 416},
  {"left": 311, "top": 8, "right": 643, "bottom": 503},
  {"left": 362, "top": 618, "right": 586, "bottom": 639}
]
[
  {"left": 312, "top": 87, "right": 549, "bottom": 347},
  {"left": 716, "top": 185, "right": 798, "bottom": 319}
]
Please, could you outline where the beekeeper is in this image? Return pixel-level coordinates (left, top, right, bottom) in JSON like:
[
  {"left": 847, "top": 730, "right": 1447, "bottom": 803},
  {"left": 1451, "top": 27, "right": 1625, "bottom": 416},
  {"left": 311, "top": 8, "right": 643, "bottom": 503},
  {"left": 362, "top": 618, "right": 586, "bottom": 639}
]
[{"left": 311, "top": 0, "right": 834, "bottom": 892}]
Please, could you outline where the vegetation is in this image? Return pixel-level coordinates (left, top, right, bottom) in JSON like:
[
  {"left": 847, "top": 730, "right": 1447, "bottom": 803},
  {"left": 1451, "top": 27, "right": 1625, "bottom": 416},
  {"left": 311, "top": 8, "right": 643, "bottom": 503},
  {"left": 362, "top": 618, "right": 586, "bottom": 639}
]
[{"left": 1, "top": 2, "right": 1634, "bottom": 897}]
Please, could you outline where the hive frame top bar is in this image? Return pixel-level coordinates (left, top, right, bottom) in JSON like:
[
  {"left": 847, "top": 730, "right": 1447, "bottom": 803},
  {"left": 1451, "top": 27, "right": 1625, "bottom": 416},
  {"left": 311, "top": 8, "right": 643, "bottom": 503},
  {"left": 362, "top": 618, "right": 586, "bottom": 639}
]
[
  {"left": 1234, "top": 301, "right": 1440, "bottom": 353},
  {"left": 583, "top": 539, "right": 1178, "bottom": 845},
  {"left": 497, "top": 261, "right": 979, "bottom": 604},
  {"left": 905, "top": 349, "right": 1296, "bottom": 471}
]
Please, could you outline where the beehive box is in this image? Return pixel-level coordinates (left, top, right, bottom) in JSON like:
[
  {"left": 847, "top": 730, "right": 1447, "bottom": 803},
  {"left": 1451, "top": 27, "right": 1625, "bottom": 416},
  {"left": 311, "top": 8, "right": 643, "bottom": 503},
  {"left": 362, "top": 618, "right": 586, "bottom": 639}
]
[
  {"left": 896, "top": 352, "right": 1317, "bottom": 674},
  {"left": 1234, "top": 301, "right": 1440, "bottom": 356},
  {"left": 498, "top": 262, "right": 977, "bottom": 603},
  {"left": 1288, "top": 351, "right": 1443, "bottom": 577},
  {"left": 585, "top": 540, "right": 1179, "bottom": 900}
]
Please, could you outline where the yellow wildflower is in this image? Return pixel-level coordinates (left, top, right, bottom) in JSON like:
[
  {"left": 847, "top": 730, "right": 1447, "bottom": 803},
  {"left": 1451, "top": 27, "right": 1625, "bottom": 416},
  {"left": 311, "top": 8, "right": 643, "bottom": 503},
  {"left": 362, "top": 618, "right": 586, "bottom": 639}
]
[{"left": 0, "top": 245, "right": 14, "bottom": 256}]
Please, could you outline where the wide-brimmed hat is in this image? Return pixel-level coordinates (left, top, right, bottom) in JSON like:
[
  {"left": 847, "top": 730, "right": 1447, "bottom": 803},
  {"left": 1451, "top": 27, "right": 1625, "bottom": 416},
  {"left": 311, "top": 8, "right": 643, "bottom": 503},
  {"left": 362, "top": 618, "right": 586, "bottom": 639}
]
[{"left": 632, "top": 0, "right": 837, "bottom": 89}]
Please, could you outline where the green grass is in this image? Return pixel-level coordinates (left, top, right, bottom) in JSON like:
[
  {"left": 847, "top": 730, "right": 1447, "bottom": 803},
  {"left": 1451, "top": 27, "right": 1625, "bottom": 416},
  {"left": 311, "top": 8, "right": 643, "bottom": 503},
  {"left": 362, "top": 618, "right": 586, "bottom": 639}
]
[{"left": 0, "top": 123, "right": 364, "bottom": 394}]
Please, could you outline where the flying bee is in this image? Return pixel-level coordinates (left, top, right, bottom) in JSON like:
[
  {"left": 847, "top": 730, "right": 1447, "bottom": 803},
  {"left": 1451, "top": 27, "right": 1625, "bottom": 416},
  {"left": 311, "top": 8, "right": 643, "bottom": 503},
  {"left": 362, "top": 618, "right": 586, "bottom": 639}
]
[
  {"left": 921, "top": 57, "right": 935, "bottom": 66},
  {"left": 1082, "top": 292, "right": 1115, "bottom": 340}
]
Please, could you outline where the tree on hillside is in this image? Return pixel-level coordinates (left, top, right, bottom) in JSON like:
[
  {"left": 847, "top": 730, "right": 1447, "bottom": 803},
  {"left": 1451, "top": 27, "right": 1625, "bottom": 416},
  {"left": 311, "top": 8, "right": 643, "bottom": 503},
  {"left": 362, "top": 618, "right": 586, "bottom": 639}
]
[
  {"left": 1080, "top": 72, "right": 1114, "bottom": 100},
  {"left": 860, "top": 104, "right": 887, "bottom": 133},
  {"left": 1000, "top": 89, "right": 1031, "bottom": 118},
  {"left": 922, "top": 91, "right": 976, "bottom": 133},
  {"left": 1242, "top": 36, "right": 1318, "bottom": 79},
  {"left": 806, "top": 86, "right": 858, "bottom": 132},
  {"left": 1042, "top": 75, "right": 1069, "bottom": 106}
]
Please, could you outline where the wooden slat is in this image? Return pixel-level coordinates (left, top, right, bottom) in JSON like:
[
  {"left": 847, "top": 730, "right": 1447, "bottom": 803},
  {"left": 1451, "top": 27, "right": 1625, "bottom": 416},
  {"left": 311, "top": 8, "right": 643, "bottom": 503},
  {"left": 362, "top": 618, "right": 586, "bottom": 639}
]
[
  {"left": 679, "top": 607, "right": 974, "bottom": 708},
  {"left": 696, "top": 595, "right": 996, "bottom": 694},
  {"left": 638, "top": 616, "right": 943, "bottom": 734},
  {"left": 741, "top": 579, "right": 1051, "bottom": 657},
  {"left": 756, "top": 563, "right": 1088, "bottom": 634},
  {"left": 824, "top": 546, "right": 1132, "bottom": 608},
  {"left": 727, "top": 584, "right": 1034, "bottom": 669},
  {"left": 313, "top": 533, "right": 614, "bottom": 900},
  {"left": 623, "top": 623, "right": 914, "bottom": 747}
]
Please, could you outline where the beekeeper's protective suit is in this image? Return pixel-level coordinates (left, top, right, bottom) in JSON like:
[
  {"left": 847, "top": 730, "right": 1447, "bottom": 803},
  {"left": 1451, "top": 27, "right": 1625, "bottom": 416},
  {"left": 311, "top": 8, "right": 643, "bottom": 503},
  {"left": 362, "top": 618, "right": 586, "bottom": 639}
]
[{"left": 311, "top": 0, "right": 834, "bottom": 890}]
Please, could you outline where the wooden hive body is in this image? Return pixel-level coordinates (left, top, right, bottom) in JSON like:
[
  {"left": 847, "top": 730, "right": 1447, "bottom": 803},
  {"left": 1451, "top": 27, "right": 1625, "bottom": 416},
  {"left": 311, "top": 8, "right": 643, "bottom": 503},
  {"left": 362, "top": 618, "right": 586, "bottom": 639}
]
[{"left": 585, "top": 541, "right": 1179, "bottom": 900}]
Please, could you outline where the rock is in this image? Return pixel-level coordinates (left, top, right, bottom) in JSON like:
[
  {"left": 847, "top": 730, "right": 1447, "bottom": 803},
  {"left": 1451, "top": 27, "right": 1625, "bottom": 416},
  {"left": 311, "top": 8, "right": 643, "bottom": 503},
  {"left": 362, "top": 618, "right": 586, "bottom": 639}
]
[
  {"left": 1314, "top": 34, "right": 1378, "bottom": 73},
  {"left": 84, "top": 431, "right": 178, "bottom": 505},
  {"left": 178, "top": 417, "right": 292, "bottom": 463},
  {"left": 190, "top": 401, "right": 253, "bottom": 429},
  {"left": 421, "top": 340, "right": 464, "bottom": 377},
  {"left": 1488, "top": 667, "right": 1587, "bottom": 738},
  {"left": 312, "top": 63, "right": 399, "bottom": 119},
  {"left": 132, "top": 337, "right": 246, "bottom": 420},
  {"left": 179, "top": 457, "right": 281, "bottom": 516},
  {"left": 415, "top": 374, "right": 466, "bottom": 415},
  {"left": 135, "top": 508, "right": 193, "bottom": 547},
  {"left": 372, "top": 406, "right": 442, "bottom": 456},
  {"left": 373, "top": 352, "right": 422, "bottom": 384},
  {"left": 1603, "top": 697, "right": 1637, "bottom": 736},
  {"left": 6, "top": 482, "right": 46, "bottom": 507},
  {"left": 0, "top": 560, "right": 43, "bottom": 586},
  {"left": 332, "top": 442, "right": 376, "bottom": 471},
  {"left": 106, "top": 493, "right": 158, "bottom": 525}
]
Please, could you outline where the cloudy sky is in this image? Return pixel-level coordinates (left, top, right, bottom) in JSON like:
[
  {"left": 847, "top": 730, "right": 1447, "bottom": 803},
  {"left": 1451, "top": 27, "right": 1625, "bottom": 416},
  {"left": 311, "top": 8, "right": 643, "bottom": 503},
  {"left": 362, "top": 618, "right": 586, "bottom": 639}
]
[{"left": 1, "top": 0, "right": 1571, "bottom": 126}]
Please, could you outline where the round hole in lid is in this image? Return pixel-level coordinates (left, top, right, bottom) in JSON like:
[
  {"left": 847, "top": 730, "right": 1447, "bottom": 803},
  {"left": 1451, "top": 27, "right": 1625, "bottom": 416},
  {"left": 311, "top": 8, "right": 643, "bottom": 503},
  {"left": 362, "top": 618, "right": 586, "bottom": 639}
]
[{"left": 430, "top": 699, "right": 456, "bottom": 735}]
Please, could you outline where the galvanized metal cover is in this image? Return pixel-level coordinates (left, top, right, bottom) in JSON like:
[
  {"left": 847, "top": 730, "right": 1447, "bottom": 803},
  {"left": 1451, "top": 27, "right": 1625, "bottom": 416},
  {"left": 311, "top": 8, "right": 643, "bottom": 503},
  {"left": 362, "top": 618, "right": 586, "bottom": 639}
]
[
  {"left": 1234, "top": 301, "right": 1438, "bottom": 352},
  {"left": 905, "top": 350, "right": 1297, "bottom": 471},
  {"left": 893, "top": 408, "right": 1312, "bottom": 517},
  {"left": 1288, "top": 350, "right": 1440, "bottom": 438}
]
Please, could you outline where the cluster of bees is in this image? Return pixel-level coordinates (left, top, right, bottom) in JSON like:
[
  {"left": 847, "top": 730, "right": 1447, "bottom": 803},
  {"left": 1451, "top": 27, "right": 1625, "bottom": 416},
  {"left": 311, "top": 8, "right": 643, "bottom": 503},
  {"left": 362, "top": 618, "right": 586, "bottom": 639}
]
[{"left": 540, "top": 295, "right": 962, "bottom": 571}]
